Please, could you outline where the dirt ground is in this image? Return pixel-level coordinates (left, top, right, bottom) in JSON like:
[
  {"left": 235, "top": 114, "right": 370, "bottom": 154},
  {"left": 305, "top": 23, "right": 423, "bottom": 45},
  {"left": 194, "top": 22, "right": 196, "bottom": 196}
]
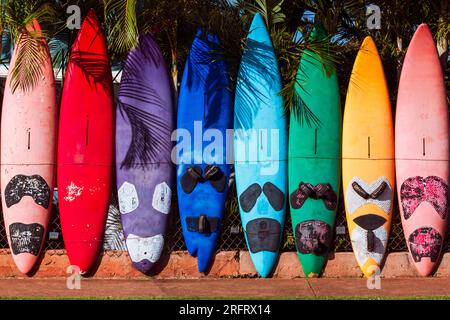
[{"left": 0, "top": 277, "right": 450, "bottom": 299}]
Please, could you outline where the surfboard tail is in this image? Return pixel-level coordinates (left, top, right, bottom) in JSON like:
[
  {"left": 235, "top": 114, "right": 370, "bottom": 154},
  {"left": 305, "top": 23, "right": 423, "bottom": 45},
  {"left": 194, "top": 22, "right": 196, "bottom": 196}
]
[
  {"left": 249, "top": 251, "right": 278, "bottom": 278},
  {"left": 185, "top": 235, "right": 218, "bottom": 273},
  {"left": 299, "top": 254, "right": 327, "bottom": 278}
]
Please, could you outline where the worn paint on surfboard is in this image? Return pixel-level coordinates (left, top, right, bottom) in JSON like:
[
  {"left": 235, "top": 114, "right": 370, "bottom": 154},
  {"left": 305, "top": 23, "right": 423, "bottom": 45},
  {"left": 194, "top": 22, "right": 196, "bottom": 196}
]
[
  {"left": 396, "top": 24, "right": 449, "bottom": 277},
  {"left": 342, "top": 36, "right": 395, "bottom": 278}
]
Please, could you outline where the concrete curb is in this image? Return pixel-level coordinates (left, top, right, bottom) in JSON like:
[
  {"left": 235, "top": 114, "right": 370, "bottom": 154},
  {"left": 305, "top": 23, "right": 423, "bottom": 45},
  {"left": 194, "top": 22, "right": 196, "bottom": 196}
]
[{"left": 1, "top": 249, "right": 448, "bottom": 278}]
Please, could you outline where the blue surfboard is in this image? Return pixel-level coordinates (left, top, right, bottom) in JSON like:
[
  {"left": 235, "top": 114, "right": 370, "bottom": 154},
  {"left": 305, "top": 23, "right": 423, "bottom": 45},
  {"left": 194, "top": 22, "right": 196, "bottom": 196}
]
[
  {"left": 176, "top": 30, "right": 233, "bottom": 272},
  {"left": 234, "top": 13, "right": 288, "bottom": 277}
]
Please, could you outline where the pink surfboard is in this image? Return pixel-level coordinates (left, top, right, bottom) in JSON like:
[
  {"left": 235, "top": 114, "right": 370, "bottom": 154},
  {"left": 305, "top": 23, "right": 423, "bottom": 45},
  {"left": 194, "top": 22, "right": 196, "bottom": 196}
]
[
  {"left": 396, "top": 24, "right": 449, "bottom": 276},
  {"left": 0, "top": 20, "right": 58, "bottom": 274}
]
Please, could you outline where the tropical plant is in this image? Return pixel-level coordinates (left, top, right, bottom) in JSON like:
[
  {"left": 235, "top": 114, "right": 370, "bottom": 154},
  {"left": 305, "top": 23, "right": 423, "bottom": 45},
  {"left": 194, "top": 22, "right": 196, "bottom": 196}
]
[{"left": 2, "top": 0, "right": 56, "bottom": 93}]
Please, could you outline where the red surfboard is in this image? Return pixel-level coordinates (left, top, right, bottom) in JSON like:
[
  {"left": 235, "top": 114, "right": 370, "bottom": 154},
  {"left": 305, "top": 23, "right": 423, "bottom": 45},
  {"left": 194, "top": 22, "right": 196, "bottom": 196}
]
[{"left": 57, "top": 9, "right": 114, "bottom": 274}]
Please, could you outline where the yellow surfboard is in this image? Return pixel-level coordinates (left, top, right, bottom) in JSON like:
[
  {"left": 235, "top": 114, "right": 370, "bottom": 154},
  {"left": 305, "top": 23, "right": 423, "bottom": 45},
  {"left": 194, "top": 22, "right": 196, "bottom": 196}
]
[{"left": 342, "top": 36, "right": 395, "bottom": 277}]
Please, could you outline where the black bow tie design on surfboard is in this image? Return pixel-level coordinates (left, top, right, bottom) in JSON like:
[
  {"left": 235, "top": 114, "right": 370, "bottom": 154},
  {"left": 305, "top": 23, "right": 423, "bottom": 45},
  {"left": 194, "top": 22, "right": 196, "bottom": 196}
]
[
  {"left": 181, "top": 165, "right": 227, "bottom": 194},
  {"left": 290, "top": 182, "right": 337, "bottom": 210},
  {"left": 352, "top": 181, "right": 388, "bottom": 200},
  {"left": 4, "top": 174, "right": 51, "bottom": 209},
  {"left": 353, "top": 214, "right": 387, "bottom": 252},
  {"left": 239, "top": 182, "right": 285, "bottom": 213}
]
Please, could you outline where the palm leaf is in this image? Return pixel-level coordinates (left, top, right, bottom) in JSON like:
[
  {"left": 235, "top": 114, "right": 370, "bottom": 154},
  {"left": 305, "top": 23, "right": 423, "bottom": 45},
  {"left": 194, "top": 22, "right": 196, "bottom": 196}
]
[
  {"left": 3, "top": 0, "right": 56, "bottom": 93},
  {"left": 103, "top": 203, "right": 126, "bottom": 251},
  {"left": 104, "top": 0, "right": 139, "bottom": 55},
  {"left": 9, "top": 30, "right": 48, "bottom": 93},
  {"left": 242, "top": 0, "right": 286, "bottom": 28}
]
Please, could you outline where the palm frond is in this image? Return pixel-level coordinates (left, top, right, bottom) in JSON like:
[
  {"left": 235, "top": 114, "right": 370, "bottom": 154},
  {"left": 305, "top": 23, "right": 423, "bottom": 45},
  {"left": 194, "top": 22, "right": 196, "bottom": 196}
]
[
  {"left": 242, "top": 0, "right": 286, "bottom": 29},
  {"left": 103, "top": 204, "right": 126, "bottom": 251},
  {"left": 9, "top": 30, "right": 48, "bottom": 93},
  {"left": 3, "top": 0, "right": 56, "bottom": 93},
  {"left": 104, "top": 0, "right": 139, "bottom": 55}
]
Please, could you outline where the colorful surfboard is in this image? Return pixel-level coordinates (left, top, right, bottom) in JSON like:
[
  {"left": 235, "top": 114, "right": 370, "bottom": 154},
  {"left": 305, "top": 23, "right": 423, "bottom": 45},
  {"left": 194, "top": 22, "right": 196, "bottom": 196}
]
[
  {"left": 116, "top": 34, "right": 175, "bottom": 273},
  {"left": 1, "top": 20, "right": 57, "bottom": 274},
  {"left": 342, "top": 36, "right": 395, "bottom": 277},
  {"left": 396, "top": 24, "right": 449, "bottom": 276},
  {"left": 234, "top": 13, "right": 287, "bottom": 278},
  {"left": 288, "top": 26, "right": 341, "bottom": 278},
  {"left": 176, "top": 30, "right": 232, "bottom": 272},
  {"left": 57, "top": 9, "right": 114, "bottom": 274}
]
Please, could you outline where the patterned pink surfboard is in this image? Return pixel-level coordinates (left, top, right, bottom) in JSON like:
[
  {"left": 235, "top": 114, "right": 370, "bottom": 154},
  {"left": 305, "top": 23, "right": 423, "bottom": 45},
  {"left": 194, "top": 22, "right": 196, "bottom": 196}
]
[
  {"left": 0, "top": 20, "right": 58, "bottom": 274},
  {"left": 395, "top": 24, "right": 449, "bottom": 276}
]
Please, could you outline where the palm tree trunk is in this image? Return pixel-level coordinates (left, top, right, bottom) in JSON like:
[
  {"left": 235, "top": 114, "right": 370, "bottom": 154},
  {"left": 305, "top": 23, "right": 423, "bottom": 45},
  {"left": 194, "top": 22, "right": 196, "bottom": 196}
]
[
  {"left": 171, "top": 48, "right": 177, "bottom": 93},
  {"left": 166, "top": 25, "right": 178, "bottom": 106},
  {"left": 396, "top": 36, "right": 403, "bottom": 82}
]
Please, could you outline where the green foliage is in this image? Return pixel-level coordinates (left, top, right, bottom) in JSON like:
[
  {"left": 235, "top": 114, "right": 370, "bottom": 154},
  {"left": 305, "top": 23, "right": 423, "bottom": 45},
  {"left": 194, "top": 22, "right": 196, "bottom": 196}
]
[
  {"left": 0, "top": 0, "right": 447, "bottom": 111},
  {"left": 104, "top": 0, "right": 138, "bottom": 55},
  {"left": 2, "top": 0, "right": 56, "bottom": 93}
]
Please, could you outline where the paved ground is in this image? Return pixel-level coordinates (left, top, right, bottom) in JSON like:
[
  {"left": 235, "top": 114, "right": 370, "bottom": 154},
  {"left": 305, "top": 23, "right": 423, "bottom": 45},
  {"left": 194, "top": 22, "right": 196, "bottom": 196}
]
[{"left": 1, "top": 277, "right": 450, "bottom": 299}]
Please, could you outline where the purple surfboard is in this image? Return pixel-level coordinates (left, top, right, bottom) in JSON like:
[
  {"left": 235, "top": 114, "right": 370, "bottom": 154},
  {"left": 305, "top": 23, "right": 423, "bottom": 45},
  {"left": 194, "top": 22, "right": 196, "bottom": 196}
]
[{"left": 115, "top": 34, "right": 175, "bottom": 273}]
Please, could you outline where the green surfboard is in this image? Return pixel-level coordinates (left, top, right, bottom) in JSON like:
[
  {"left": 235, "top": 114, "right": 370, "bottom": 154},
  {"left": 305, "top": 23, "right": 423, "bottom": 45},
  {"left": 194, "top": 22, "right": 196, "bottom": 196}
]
[{"left": 288, "top": 27, "right": 341, "bottom": 278}]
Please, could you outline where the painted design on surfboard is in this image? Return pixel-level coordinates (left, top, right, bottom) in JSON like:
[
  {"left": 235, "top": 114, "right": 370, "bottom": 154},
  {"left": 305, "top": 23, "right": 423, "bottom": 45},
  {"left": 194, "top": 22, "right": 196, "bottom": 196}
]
[
  {"left": 245, "top": 218, "right": 281, "bottom": 253},
  {"left": 400, "top": 176, "right": 448, "bottom": 220},
  {"left": 290, "top": 182, "right": 337, "bottom": 211},
  {"left": 408, "top": 227, "right": 442, "bottom": 263},
  {"left": 118, "top": 181, "right": 139, "bottom": 214},
  {"left": 239, "top": 182, "right": 285, "bottom": 213},
  {"left": 63, "top": 181, "right": 84, "bottom": 202},
  {"left": 180, "top": 165, "right": 227, "bottom": 194},
  {"left": 295, "top": 220, "right": 332, "bottom": 255},
  {"left": 346, "top": 176, "right": 392, "bottom": 266},
  {"left": 351, "top": 221, "right": 387, "bottom": 266},
  {"left": 345, "top": 176, "right": 392, "bottom": 214},
  {"left": 152, "top": 182, "right": 172, "bottom": 214},
  {"left": 9, "top": 222, "right": 44, "bottom": 256},
  {"left": 4, "top": 174, "right": 51, "bottom": 209},
  {"left": 125, "top": 233, "right": 164, "bottom": 263}
]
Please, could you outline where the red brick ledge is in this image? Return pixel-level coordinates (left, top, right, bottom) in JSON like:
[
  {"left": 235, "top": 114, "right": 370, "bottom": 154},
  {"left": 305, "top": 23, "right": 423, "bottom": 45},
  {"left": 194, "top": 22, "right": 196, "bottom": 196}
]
[{"left": 1, "top": 249, "right": 450, "bottom": 278}]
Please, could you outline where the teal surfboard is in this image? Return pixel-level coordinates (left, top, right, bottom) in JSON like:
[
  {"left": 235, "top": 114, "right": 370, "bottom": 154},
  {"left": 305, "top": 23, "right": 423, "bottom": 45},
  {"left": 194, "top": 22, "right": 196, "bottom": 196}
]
[
  {"left": 234, "top": 13, "right": 288, "bottom": 278},
  {"left": 288, "top": 27, "right": 341, "bottom": 277}
]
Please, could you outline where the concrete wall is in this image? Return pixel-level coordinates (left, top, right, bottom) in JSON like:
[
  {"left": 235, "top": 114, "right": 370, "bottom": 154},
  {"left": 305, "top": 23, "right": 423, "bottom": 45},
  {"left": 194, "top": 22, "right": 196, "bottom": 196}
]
[{"left": 2, "top": 249, "right": 450, "bottom": 278}]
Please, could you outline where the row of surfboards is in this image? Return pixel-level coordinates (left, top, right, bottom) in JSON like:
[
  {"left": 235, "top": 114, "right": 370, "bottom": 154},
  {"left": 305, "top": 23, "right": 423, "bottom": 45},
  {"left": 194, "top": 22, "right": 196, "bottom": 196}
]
[{"left": 0, "top": 10, "right": 447, "bottom": 278}]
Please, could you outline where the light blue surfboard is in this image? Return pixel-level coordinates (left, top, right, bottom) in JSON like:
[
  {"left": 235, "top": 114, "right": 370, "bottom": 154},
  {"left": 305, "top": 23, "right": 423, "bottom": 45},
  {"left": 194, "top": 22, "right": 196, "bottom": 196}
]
[{"left": 234, "top": 12, "right": 287, "bottom": 278}]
